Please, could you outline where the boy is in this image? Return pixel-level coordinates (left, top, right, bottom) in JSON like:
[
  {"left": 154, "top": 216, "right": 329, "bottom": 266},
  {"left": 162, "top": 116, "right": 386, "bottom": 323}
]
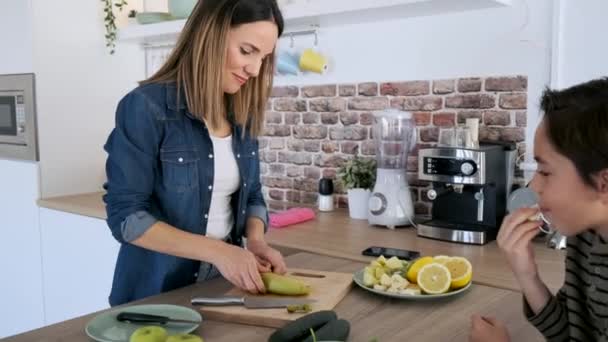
[{"left": 470, "top": 78, "right": 608, "bottom": 342}]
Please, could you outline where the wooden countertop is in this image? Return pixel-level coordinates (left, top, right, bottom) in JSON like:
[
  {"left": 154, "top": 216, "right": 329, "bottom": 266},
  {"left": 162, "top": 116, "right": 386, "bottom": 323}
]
[
  {"left": 265, "top": 209, "right": 566, "bottom": 293},
  {"left": 4, "top": 252, "right": 543, "bottom": 342},
  {"left": 37, "top": 191, "right": 106, "bottom": 220},
  {"left": 37, "top": 192, "right": 565, "bottom": 292}
]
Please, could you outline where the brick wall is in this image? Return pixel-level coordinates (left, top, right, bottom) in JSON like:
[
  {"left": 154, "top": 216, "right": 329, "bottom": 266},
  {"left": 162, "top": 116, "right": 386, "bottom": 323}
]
[{"left": 260, "top": 75, "right": 528, "bottom": 215}]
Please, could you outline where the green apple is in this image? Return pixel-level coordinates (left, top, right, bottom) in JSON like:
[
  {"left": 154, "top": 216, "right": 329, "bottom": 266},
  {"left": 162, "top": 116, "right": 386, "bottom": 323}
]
[
  {"left": 129, "top": 326, "right": 168, "bottom": 342},
  {"left": 166, "top": 334, "right": 204, "bottom": 342}
]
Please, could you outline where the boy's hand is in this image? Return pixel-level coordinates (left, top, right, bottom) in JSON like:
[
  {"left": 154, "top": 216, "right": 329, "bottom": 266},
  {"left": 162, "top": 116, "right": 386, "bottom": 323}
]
[
  {"left": 469, "top": 314, "right": 510, "bottom": 342},
  {"left": 497, "top": 207, "right": 542, "bottom": 282}
]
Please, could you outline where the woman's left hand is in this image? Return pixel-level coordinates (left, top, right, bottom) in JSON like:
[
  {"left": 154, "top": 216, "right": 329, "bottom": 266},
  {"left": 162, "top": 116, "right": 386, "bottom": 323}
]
[
  {"left": 469, "top": 314, "right": 510, "bottom": 342},
  {"left": 247, "top": 239, "right": 287, "bottom": 274}
]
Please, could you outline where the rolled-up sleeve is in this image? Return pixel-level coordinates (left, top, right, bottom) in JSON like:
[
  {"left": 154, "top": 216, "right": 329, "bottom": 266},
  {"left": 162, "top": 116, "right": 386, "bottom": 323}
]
[
  {"left": 245, "top": 139, "right": 269, "bottom": 233},
  {"left": 103, "top": 90, "right": 161, "bottom": 244}
]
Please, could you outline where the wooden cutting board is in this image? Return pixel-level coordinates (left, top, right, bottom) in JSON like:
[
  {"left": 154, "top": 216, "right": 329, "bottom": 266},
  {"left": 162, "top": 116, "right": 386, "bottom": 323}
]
[{"left": 197, "top": 268, "right": 353, "bottom": 328}]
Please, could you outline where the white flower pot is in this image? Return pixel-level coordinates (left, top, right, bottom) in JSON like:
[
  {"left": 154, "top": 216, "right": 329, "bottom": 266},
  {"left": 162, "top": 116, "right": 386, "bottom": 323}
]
[{"left": 347, "top": 189, "right": 371, "bottom": 220}]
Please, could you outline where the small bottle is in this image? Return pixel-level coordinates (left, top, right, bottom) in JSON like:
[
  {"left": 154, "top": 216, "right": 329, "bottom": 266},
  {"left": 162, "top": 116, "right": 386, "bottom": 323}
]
[{"left": 318, "top": 178, "right": 334, "bottom": 212}]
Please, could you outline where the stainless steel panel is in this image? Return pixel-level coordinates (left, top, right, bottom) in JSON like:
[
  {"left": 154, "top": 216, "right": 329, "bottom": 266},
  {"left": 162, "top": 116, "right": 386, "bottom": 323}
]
[
  {"left": 417, "top": 147, "right": 486, "bottom": 185},
  {"left": 417, "top": 223, "right": 488, "bottom": 245}
]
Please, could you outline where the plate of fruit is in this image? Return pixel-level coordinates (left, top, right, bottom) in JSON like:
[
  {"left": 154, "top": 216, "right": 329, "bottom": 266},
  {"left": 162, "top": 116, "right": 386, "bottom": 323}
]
[{"left": 352, "top": 255, "right": 473, "bottom": 300}]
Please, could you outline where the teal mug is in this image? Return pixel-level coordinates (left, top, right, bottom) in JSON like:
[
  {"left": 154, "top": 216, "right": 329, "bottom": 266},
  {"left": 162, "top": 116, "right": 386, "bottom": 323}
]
[{"left": 168, "top": 0, "right": 197, "bottom": 19}]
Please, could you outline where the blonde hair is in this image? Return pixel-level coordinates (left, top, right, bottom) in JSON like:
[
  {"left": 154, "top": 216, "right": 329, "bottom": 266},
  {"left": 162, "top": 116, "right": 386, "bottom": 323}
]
[{"left": 142, "top": 0, "right": 282, "bottom": 137}]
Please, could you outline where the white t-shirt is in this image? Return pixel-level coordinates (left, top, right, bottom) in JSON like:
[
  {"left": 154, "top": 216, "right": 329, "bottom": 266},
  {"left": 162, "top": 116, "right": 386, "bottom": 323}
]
[{"left": 205, "top": 134, "right": 240, "bottom": 240}]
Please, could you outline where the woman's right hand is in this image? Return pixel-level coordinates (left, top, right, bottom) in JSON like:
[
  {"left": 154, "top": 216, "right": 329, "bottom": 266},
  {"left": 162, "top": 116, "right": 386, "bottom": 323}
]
[
  {"left": 211, "top": 243, "right": 267, "bottom": 294},
  {"left": 496, "top": 207, "right": 542, "bottom": 282}
]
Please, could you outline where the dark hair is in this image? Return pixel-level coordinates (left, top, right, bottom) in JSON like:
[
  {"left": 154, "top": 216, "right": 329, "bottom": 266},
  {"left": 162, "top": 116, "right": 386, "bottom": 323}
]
[
  {"left": 232, "top": 0, "right": 284, "bottom": 36},
  {"left": 540, "top": 77, "right": 608, "bottom": 187}
]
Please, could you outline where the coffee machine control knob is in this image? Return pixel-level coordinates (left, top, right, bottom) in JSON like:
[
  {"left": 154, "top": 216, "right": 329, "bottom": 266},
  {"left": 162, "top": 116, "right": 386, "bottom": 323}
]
[
  {"left": 369, "top": 193, "right": 387, "bottom": 215},
  {"left": 460, "top": 161, "right": 476, "bottom": 176},
  {"left": 427, "top": 189, "right": 438, "bottom": 201}
]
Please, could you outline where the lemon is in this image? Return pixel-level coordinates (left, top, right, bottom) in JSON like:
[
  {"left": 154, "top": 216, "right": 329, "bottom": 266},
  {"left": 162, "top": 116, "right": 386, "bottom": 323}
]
[
  {"left": 444, "top": 256, "right": 473, "bottom": 289},
  {"left": 433, "top": 255, "right": 451, "bottom": 264},
  {"left": 417, "top": 263, "right": 451, "bottom": 294},
  {"left": 405, "top": 256, "right": 435, "bottom": 283}
]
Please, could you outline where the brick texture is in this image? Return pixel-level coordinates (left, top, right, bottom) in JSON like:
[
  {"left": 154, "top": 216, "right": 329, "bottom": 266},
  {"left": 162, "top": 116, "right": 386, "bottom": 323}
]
[{"left": 261, "top": 75, "right": 528, "bottom": 211}]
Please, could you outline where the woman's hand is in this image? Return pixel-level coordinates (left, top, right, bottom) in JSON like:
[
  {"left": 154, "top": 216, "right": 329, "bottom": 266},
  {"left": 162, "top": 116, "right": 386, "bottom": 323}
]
[
  {"left": 211, "top": 243, "right": 266, "bottom": 294},
  {"left": 247, "top": 239, "right": 287, "bottom": 274},
  {"left": 496, "top": 207, "right": 542, "bottom": 283},
  {"left": 469, "top": 315, "right": 510, "bottom": 342}
]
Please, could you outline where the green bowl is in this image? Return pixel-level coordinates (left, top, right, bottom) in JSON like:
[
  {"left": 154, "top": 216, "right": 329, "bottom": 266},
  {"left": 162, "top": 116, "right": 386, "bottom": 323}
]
[
  {"left": 169, "top": 0, "right": 198, "bottom": 19},
  {"left": 136, "top": 12, "right": 172, "bottom": 25}
]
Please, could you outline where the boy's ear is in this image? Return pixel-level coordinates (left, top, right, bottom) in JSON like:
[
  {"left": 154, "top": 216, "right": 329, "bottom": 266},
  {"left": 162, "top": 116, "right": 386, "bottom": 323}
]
[{"left": 596, "top": 169, "right": 608, "bottom": 194}]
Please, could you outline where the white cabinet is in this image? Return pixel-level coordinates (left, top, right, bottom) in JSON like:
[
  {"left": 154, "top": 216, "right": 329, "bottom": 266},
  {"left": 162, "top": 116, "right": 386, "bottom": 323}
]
[
  {"left": 39, "top": 208, "right": 120, "bottom": 325},
  {"left": 119, "top": 0, "right": 512, "bottom": 44},
  {"left": 0, "top": 160, "right": 44, "bottom": 339}
]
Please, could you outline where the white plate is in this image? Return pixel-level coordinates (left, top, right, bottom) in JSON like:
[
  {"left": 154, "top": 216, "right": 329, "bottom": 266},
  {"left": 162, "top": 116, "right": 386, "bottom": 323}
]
[{"left": 352, "top": 269, "right": 472, "bottom": 300}]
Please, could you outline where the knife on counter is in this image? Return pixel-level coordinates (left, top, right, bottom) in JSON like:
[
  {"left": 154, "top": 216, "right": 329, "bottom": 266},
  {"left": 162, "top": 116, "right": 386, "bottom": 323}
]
[
  {"left": 116, "top": 312, "right": 201, "bottom": 325},
  {"left": 191, "top": 296, "right": 316, "bottom": 309}
]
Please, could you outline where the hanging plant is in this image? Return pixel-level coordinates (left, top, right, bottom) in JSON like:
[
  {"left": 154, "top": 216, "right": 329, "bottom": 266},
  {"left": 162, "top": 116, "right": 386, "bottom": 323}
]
[{"left": 102, "top": 0, "right": 128, "bottom": 54}]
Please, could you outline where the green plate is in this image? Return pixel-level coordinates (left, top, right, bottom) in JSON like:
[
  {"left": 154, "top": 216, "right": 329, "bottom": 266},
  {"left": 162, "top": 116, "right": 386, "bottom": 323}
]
[
  {"left": 85, "top": 304, "right": 202, "bottom": 342},
  {"left": 352, "top": 269, "right": 472, "bottom": 300},
  {"left": 136, "top": 12, "right": 173, "bottom": 25}
]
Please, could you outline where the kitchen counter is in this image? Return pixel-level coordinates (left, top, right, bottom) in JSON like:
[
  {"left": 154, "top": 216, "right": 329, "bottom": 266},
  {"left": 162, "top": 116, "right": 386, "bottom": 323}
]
[
  {"left": 266, "top": 209, "right": 566, "bottom": 292},
  {"left": 37, "top": 192, "right": 566, "bottom": 292},
  {"left": 4, "top": 252, "right": 543, "bottom": 342},
  {"left": 37, "top": 191, "right": 106, "bottom": 219}
]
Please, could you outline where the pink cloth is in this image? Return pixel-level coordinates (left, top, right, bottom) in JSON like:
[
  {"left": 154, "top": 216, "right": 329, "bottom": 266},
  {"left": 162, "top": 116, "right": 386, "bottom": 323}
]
[{"left": 269, "top": 208, "right": 316, "bottom": 228}]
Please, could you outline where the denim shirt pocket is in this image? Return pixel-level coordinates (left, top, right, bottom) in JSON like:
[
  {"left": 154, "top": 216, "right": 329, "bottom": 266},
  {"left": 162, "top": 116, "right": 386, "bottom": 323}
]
[{"left": 160, "top": 148, "right": 199, "bottom": 192}]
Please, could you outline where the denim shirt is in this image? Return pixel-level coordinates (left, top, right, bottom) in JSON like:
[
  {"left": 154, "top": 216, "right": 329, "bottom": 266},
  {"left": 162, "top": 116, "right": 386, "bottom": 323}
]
[{"left": 103, "top": 82, "right": 268, "bottom": 306}]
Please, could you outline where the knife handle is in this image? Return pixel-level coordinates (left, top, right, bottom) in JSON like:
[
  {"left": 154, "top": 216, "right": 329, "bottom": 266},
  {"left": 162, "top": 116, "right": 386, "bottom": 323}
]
[
  {"left": 116, "top": 312, "right": 169, "bottom": 324},
  {"left": 191, "top": 297, "right": 244, "bottom": 306}
]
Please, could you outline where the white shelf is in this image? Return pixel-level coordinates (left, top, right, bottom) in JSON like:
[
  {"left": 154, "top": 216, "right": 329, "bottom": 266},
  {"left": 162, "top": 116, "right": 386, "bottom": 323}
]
[{"left": 119, "top": 0, "right": 511, "bottom": 45}]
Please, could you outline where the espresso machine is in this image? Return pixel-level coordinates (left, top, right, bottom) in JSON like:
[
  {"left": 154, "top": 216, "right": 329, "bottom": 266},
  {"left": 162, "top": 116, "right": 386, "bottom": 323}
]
[{"left": 416, "top": 143, "right": 516, "bottom": 245}]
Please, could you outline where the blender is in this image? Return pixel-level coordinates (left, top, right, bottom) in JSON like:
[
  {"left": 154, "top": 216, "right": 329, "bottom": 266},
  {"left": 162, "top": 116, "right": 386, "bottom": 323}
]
[{"left": 368, "top": 109, "right": 417, "bottom": 228}]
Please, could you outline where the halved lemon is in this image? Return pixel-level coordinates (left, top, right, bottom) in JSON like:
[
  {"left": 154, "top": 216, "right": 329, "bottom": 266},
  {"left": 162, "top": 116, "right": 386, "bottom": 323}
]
[
  {"left": 406, "top": 256, "right": 435, "bottom": 284},
  {"left": 417, "top": 263, "right": 451, "bottom": 294},
  {"left": 433, "top": 255, "right": 451, "bottom": 265},
  {"left": 444, "top": 256, "right": 473, "bottom": 289}
]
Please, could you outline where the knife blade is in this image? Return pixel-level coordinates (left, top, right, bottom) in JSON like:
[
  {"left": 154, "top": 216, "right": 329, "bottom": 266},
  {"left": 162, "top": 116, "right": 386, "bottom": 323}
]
[
  {"left": 191, "top": 296, "right": 316, "bottom": 309},
  {"left": 116, "top": 312, "right": 201, "bottom": 325}
]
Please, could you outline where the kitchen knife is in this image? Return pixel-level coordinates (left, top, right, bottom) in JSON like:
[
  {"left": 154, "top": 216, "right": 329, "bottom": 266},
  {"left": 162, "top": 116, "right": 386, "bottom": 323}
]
[
  {"left": 116, "top": 312, "right": 201, "bottom": 325},
  {"left": 191, "top": 296, "right": 316, "bottom": 309}
]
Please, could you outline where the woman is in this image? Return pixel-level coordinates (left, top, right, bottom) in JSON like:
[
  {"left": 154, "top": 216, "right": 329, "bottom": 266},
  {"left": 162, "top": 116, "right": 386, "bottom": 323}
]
[
  {"left": 470, "top": 78, "right": 608, "bottom": 341},
  {"left": 103, "top": 0, "right": 286, "bottom": 306}
]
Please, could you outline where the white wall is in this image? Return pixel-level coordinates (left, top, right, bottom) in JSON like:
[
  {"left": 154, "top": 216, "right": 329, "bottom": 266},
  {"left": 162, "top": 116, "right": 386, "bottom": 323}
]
[
  {"left": 0, "top": 0, "right": 34, "bottom": 74},
  {"left": 31, "top": 0, "right": 146, "bottom": 198},
  {"left": 551, "top": 0, "right": 608, "bottom": 89},
  {"left": 275, "top": 0, "right": 554, "bottom": 159}
]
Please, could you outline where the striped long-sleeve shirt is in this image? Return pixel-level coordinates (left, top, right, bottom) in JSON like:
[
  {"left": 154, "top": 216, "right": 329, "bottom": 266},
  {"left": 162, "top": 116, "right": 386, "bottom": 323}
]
[{"left": 525, "top": 230, "right": 608, "bottom": 341}]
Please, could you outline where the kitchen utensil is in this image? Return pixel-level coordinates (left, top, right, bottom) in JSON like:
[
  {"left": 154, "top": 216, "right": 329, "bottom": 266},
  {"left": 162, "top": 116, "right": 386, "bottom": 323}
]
[
  {"left": 116, "top": 312, "right": 201, "bottom": 325},
  {"left": 194, "top": 268, "right": 353, "bottom": 328},
  {"left": 85, "top": 304, "right": 201, "bottom": 342},
  {"left": 352, "top": 269, "right": 472, "bottom": 300},
  {"left": 368, "top": 109, "right": 417, "bottom": 228},
  {"left": 191, "top": 296, "right": 315, "bottom": 309}
]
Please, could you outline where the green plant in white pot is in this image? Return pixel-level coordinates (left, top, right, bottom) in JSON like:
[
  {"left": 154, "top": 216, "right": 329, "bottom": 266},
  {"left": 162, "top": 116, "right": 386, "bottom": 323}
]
[{"left": 338, "top": 156, "right": 376, "bottom": 220}]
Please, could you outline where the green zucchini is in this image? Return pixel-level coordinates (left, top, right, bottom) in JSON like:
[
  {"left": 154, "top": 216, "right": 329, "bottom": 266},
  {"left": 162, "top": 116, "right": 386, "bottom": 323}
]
[
  {"left": 268, "top": 310, "right": 337, "bottom": 342},
  {"left": 301, "top": 318, "right": 350, "bottom": 342}
]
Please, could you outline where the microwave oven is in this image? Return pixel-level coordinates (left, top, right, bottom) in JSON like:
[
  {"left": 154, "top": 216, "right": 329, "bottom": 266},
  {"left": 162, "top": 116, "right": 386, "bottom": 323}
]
[{"left": 0, "top": 73, "right": 38, "bottom": 161}]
